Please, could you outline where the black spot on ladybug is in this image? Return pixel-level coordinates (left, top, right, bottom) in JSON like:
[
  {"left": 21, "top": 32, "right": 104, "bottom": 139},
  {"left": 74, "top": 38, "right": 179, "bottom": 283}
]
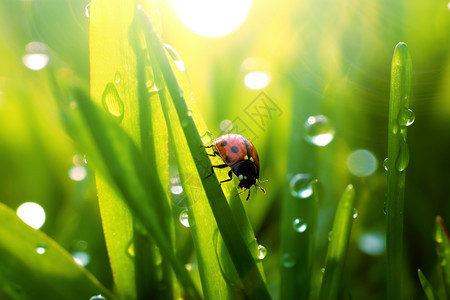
[
  {"left": 225, "top": 156, "right": 233, "bottom": 164},
  {"left": 231, "top": 146, "right": 239, "bottom": 153},
  {"left": 220, "top": 141, "right": 227, "bottom": 147}
]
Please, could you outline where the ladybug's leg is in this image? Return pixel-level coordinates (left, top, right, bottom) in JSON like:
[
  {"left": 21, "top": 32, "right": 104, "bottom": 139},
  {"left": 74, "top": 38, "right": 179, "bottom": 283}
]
[
  {"left": 205, "top": 164, "right": 228, "bottom": 179},
  {"left": 218, "top": 169, "right": 234, "bottom": 186},
  {"left": 201, "top": 145, "right": 220, "bottom": 157}
]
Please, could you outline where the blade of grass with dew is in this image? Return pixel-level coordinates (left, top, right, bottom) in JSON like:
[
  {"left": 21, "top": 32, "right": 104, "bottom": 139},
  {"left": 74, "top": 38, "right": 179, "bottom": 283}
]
[
  {"left": 280, "top": 175, "right": 319, "bottom": 300},
  {"left": 67, "top": 88, "right": 201, "bottom": 299},
  {"left": 89, "top": 0, "right": 174, "bottom": 299},
  {"left": 0, "top": 202, "right": 115, "bottom": 300},
  {"left": 138, "top": 8, "right": 271, "bottom": 300},
  {"left": 149, "top": 60, "right": 234, "bottom": 297},
  {"left": 385, "top": 42, "right": 413, "bottom": 300},
  {"left": 435, "top": 216, "right": 450, "bottom": 298},
  {"left": 319, "top": 184, "right": 356, "bottom": 300},
  {"left": 418, "top": 269, "right": 439, "bottom": 300}
]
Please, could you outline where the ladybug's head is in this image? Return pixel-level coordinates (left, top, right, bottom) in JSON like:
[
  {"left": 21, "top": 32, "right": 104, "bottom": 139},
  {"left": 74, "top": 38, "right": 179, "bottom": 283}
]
[{"left": 231, "top": 160, "right": 258, "bottom": 189}]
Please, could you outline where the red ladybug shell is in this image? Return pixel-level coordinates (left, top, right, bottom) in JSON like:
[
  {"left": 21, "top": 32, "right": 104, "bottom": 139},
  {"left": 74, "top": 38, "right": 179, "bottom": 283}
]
[{"left": 214, "top": 134, "right": 260, "bottom": 171}]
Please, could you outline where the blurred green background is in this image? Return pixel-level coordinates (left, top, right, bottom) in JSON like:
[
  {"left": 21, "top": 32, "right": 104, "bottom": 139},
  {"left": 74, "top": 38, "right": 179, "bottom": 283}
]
[{"left": 0, "top": 0, "right": 449, "bottom": 299}]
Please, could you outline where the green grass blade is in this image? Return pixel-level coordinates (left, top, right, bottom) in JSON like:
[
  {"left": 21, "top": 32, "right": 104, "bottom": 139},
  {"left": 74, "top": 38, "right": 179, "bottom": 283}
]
[
  {"left": 280, "top": 177, "right": 319, "bottom": 300},
  {"left": 89, "top": 1, "right": 175, "bottom": 299},
  {"left": 319, "top": 184, "right": 356, "bottom": 300},
  {"left": 69, "top": 88, "right": 201, "bottom": 299},
  {"left": 138, "top": 8, "right": 271, "bottom": 300},
  {"left": 385, "top": 42, "right": 413, "bottom": 300},
  {"left": 418, "top": 269, "right": 439, "bottom": 300},
  {"left": 435, "top": 216, "right": 450, "bottom": 298},
  {"left": 0, "top": 202, "right": 115, "bottom": 300}
]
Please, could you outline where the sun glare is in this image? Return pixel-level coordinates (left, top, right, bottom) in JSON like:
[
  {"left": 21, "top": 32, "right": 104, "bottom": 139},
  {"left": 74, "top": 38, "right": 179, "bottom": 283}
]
[{"left": 171, "top": 0, "right": 252, "bottom": 38}]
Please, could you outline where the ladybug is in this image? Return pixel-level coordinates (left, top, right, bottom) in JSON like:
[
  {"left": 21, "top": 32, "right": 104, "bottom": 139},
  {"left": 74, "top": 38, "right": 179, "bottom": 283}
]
[{"left": 203, "top": 134, "right": 266, "bottom": 200}]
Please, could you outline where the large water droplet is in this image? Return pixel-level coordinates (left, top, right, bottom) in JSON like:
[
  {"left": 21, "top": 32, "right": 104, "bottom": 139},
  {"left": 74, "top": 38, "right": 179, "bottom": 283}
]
[
  {"left": 257, "top": 244, "right": 267, "bottom": 259},
  {"left": 101, "top": 83, "right": 124, "bottom": 121},
  {"left": 73, "top": 251, "right": 91, "bottom": 266},
  {"left": 16, "top": 202, "right": 46, "bottom": 229},
  {"left": 85, "top": 3, "right": 90, "bottom": 18},
  {"left": 36, "top": 243, "right": 46, "bottom": 254},
  {"left": 346, "top": 149, "right": 378, "bottom": 177},
  {"left": 304, "top": 115, "right": 335, "bottom": 146},
  {"left": 396, "top": 141, "right": 410, "bottom": 172},
  {"left": 164, "top": 44, "right": 186, "bottom": 72},
  {"left": 398, "top": 108, "right": 415, "bottom": 127},
  {"left": 22, "top": 42, "right": 49, "bottom": 71},
  {"left": 179, "top": 210, "right": 190, "bottom": 227},
  {"left": 201, "top": 130, "right": 214, "bottom": 144},
  {"left": 289, "top": 173, "right": 313, "bottom": 198},
  {"left": 281, "top": 253, "right": 296, "bottom": 268},
  {"left": 292, "top": 218, "right": 308, "bottom": 233},
  {"left": 68, "top": 165, "right": 87, "bottom": 181}
]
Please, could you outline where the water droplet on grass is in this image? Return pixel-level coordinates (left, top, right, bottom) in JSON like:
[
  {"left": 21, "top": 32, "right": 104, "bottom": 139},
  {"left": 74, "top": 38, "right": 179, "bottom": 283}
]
[
  {"left": 346, "top": 149, "right": 377, "bottom": 177},
  {"left": 328, "top": 230, "right": 333, "bottom": 241},
  {"left": 73, "top": 251, "right": 90, "bottom": 266},
  {"left": 383, "top": 158, "right": 389, "bottom": 171},
  {"left": 127, "top": 242, "right": 135, "bottom": 257},
  {"left": 22, "top": 42, "right": 49, "bottom": 71},
  {"left": 201, "top": 130, "right": 214, "bottom": 144},
  {"left": 398, "top": 108, "right": 415, "bottom": 127},
  {"left": 304, "top": 115, "right": 335, "bottom": 146},
  {"left": 289, "top": 174, "right": 313, "bottom": 198},
  {"left": 102, "top": 83, "right": 124, "bottom": 121},
  {"left": 85, "top": 3, "right": 90, "bottom": 18},
  {"left": 396, "top": 141, "right": 410, "bottom": 172},
  {"left": 353, "top": 208, "right": 358, "bottom": 219},
  {"left": 16, "top": 202, "right": 46, "bottom": 229},
  {"left": 164, "top": 44, "right": 186, "bottom": 72},
  {"left": 293, "top": 218, "right": 307, "bottom": 233},
  {"left": 281, "top": 253, "right": 296, "bottom": 268},
  {"left": 68, "top": 165, "right": 87, "bottom": 181},
  {"left": 257, "top": 244, "right": 267, "bottom": 259},
  {"left": 114, "top": 71, "right": 121, "bottom": 84},
  {"left": 179, "top": 210, "right": 190, "bottom": 227},
  {"left": 36, "top": 243, "right": 46, "bottom": 254}
]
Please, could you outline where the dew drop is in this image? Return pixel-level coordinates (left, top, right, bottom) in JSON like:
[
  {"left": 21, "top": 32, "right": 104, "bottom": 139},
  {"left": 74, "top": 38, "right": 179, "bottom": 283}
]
[
  {"left": 85, "top": 3, "right": 90, "bottom": 18},
  {"left": 292, "top": 218, "right": 308, "bottom": 233},
  {"left": 346, "top": 149, "right": 378, "bottom": 177},
  {"left": 289, "top": 173, "right": 313, "bottom": 198},
  {"left": 16, "top": 202, "right": 46, "bottom": 229},
  {"left": 114, "top": 71, "right": 121, "bottom": 84},
  {"left": 201, "top": 130, "right": 214, "bottom": 144},
  {"left": 68, "top": 165, "right": 87, "bottom": 181},
  {"left": 398, "top": 108, "right": 415, "bottom": 127},
  {"left": 101, "top": 82, "right": 124, "bottom": 121},
  {"left": 36, "top": 243, "right": 46, "bottom": 254},
  {"left": 396, "top": 141, "right": 410, "bottom": 172},
  {"left": 164, "top": 44, "right": 186, "bottom": 72},
  {"left": 383, "top": 158, "right": 389, "bottom": 171},
  {"left": 89, "top": 295, "right": 107, "bottom": 300},
  {"left": 179, "top": 210, "right": 190, "bottom": 227},
  {"left": 304, "top": 115, "right": 335, "bottom": 146},
  {"left": 127, "top": 242, "right": 135, "bottom": 258},
  {"left": 22, "top": 42, "right": 49, "bottom": 71},
  {"left": 73, "top": 251, "right": 91, "bottom": 266},
  {"left": 257, "top": 244, "right": 267, "bottom": 259},
  {"left": 353, "top": 208, "right": 358, "bottom": 219},
  {"left": 328, "top": 230, "right": 333, "bottom": 241},
  {"left": 281, "top": 253, "right": 296, "bottom": 268}
]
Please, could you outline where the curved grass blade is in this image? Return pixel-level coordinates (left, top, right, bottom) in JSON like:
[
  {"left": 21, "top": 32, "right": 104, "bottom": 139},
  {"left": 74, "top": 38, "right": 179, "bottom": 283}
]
[
  {"left": 0, "top": 202, "right": 115, "bottom": 300},
  {"left": 418, "top": 269, "right": 439, "bottom": 300},
  {"left": 319, "top": 184, "right": 356, "bottom": 300},
  {"left": 385, "top": 42, "right": 413, "bottom": 300},
  {"left": 138, "top": 8, "right": 271, "bottom": 300}
]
